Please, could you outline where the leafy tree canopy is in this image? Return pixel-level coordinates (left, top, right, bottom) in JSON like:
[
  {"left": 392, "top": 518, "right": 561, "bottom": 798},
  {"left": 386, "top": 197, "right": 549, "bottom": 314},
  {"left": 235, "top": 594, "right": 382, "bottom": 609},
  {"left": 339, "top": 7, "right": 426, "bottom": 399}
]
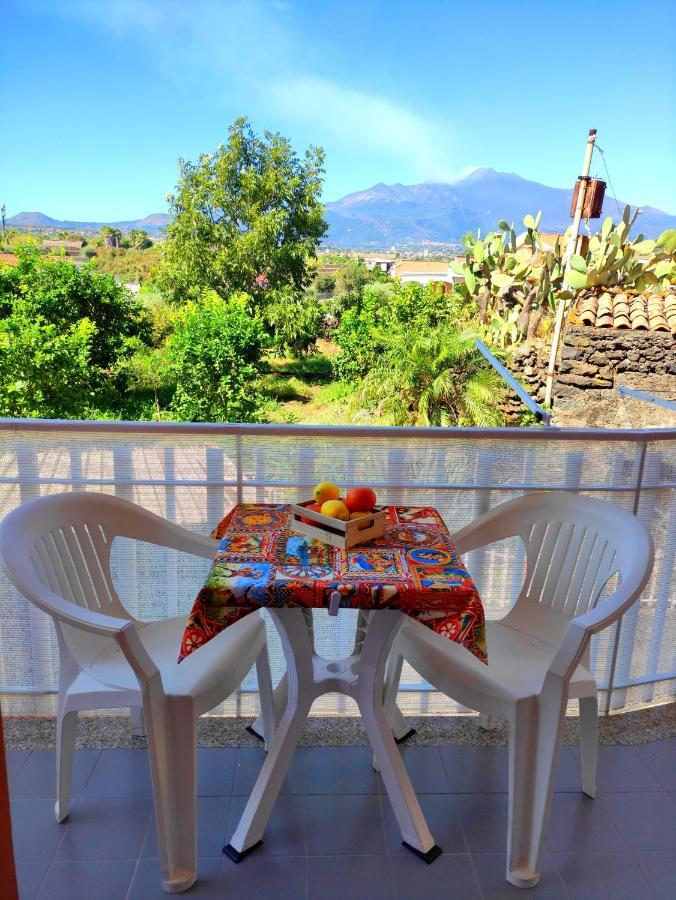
[
  {"left": 158, "top": 117, "right": 327, "bottom": 304},
  {"left": 0, "top": 248, "right": 147, "bottom": 369}
]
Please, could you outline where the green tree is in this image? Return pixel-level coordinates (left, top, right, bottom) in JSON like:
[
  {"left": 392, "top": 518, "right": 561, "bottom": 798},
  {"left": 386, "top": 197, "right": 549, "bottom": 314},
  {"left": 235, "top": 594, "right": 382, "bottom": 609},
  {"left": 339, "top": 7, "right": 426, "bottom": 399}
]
[
  {"left": 129, "top": 229, "right": 152, "bottom": 250},
  {"left": 263, "top": 288, "right": 322, "bottom": 357},
  {"left": 157, "top": 117, "right": 327, "bottom": 304},
  {"left": 0, "top": 248, "right": 147, "bottom": 370},
  {"left": 168, "top": 293, "right": 265, "bottom": 422},
  {"left": 356, "top": 328, "right": 504, "bottom": 427},
  {"left": 0, "top": 299, "right": 97, "bottom": 418},
  {"left": 100, "top": 225, "right": 122, "bottom": 248}
]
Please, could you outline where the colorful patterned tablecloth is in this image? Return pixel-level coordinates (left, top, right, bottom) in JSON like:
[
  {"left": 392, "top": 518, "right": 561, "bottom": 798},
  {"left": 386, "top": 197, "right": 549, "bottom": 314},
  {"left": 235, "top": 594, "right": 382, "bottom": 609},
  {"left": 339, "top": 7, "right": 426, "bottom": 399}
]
[{"left": 179, "top": 504, "right": 487, "bottom": 663}]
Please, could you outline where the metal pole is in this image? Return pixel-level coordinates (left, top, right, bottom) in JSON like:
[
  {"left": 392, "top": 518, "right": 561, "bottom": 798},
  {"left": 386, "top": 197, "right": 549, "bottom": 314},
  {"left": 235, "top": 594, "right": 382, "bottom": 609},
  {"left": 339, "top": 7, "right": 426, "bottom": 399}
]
[{"left": 544, "top": 128, "right": 597, "bottom": 408}]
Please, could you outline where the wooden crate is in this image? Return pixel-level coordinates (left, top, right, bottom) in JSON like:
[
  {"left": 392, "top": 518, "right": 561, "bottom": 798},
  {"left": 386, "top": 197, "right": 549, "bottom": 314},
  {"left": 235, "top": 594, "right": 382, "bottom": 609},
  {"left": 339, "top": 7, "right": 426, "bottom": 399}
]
[{"left": 289, "top": 500, "right": 386, "bottom": 549}]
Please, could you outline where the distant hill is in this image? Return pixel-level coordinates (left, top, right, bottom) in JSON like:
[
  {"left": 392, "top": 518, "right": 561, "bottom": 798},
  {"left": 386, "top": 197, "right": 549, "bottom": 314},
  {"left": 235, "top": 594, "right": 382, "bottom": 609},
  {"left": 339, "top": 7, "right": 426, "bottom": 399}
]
[
  {"left": 8, "top": 169, "right": 676, "bottom": 247},
  {"left": 324, "top": 168, "right": 676, "bottom": 248},
  {"left": 6, "top": 211, "right": 170, "bottom": 234}
]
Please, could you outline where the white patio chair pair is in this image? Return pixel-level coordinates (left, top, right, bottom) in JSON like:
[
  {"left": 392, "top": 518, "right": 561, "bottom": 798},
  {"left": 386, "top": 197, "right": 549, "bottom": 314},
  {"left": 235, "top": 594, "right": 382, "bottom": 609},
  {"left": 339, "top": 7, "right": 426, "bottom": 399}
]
[
  {"left": 0, "top": 492, "right": 275, "bottom": 894},
  {"left": 382, "top": 492, "right": 653, "bottom": 888}
]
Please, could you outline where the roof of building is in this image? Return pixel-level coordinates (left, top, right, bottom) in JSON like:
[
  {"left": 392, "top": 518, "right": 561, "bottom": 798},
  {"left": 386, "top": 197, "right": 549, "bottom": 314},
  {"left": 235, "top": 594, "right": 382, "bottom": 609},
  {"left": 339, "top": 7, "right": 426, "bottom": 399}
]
[
  {"left": 393, "top": 260, "right": 449, "bottom": 273},
  {"left": 42, "top": 239, "right": 85, "bottom": 248},
  {"left": 570, "top": 288, "right": 676, "bottom": 336},
  {"left": 0, "top": 252, "right": 19, "bottom": 266}
]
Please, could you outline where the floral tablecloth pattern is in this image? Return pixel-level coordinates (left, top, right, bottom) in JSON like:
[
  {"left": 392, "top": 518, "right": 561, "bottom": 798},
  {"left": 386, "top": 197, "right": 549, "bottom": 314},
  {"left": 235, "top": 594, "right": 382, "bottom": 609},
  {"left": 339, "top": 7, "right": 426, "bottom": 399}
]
[{"left": 179, "top": 503, "right": 487, "bottom": 663}]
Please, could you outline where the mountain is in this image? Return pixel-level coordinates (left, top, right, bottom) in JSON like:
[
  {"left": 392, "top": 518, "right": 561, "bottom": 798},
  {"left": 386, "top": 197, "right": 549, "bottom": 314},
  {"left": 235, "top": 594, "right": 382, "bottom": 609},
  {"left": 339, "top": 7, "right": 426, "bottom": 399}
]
[
  {"left": 8, "top": 169, "right": 676, "bottom": 247},
  {"left": 324, "top": 168, "right": 676, "bottom": 248},
  {"left": 5, "top": 211, "right": 170, "bottom": 234}
]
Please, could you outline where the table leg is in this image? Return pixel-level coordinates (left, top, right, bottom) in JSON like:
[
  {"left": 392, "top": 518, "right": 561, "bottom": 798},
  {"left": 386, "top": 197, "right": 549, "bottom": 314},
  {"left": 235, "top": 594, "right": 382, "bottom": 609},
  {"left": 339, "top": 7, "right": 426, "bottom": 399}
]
[
  {"left": 224, "top": 609, "right": 313, "bottom": 861},
  {"left": 357, "top": 611, "right": 441, "bottom": 862}
]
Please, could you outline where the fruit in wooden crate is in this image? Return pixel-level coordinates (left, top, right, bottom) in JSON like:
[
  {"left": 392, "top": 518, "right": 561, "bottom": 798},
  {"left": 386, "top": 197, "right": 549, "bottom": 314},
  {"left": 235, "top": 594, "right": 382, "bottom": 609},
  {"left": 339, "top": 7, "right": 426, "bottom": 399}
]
[
  {"left": 299, "top": 502, "right": 322, "bottom": 525},
  {"left": 345, "top": 486, "right": 377, "bottom": 513},
  {"left": 349, "top": 511, "right": 370, "bottom": 520},
  {"left": 313, "top": 481, "right": 340, "bottom": 503},
  {"left": 320, "top": 499, "right": 350, "bottom": 521}
]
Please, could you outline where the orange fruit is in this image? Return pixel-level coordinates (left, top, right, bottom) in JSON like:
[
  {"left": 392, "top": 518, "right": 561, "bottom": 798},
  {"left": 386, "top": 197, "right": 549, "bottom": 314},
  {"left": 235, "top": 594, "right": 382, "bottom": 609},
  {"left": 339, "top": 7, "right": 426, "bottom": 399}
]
[
  {"left": 320, "top": 499, "right": 350, "bottom": 521},
  {"left": 299, "top": 502, "right": 322, "bottom": 525},
  {"left": 345, "top": 487, "right": 377, "bottom": 513},
  {"left": 313, "top": 481, "right": 340, "bottom": 503}
]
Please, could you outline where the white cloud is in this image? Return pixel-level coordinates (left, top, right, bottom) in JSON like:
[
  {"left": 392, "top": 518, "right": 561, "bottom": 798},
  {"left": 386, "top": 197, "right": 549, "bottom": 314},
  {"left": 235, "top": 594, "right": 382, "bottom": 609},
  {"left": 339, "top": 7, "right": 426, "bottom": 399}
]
[
  {"left": 266, "top": 75, "right": 462, "bottom": 183},
  {"left": 29, "top": 0, "right": 466, "bottom": 183}
]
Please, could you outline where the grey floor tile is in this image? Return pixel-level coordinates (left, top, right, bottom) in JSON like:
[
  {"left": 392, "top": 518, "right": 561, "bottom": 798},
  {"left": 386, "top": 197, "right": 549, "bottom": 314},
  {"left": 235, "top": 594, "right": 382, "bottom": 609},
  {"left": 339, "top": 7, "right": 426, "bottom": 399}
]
[
  {"left": 15, "top": 860, "right": 49, "bottom": 899},
  {"left": 471, "top": 852, "right": 566, "bottom": 899},
  {"left": 634, "top": 850, "right": 676, "bottom": 900},
  {"left": 198, "top": 748, "right": 238, "bottom": 796},
  {"left": 55, "top": 796, "right": 152, "bottom": 860},
  {"left": 441, "top": 747, "right": 509, "bottom": 793},
  {"left": 304, "top": 747, "right": 383, "bottom": 795},
  {"left": 569, "top": 745, "right": 662, "bottom": 792},
  {"left": 129, "top": 858, "right": 223, "bottom": 899},
  {"left": 308, "top": 854, "right": 394, "bottom": 899},
  {"left": 393, "top": 747, "right": 451, "bottom": 794},
  {"left": 142, "top": 795, "right": 231, "bottom": 858},
  {"left": 546, "top": 792, "right": 625, "bottom": 852},
  {"left": 392, "top": 853, "right": 480, "bottom": 899},
  {"left": 82, "top": 749, "right": 152, "bottom": 798},
  {"left": 455, "top": 795, "right": 509, "bottom": 852},
  {"left": 306, "top": 794, "right": 386, "bottom": 855},
  {"left": 10, "top": 749, "right": 100, "bottom": 800},
  {"left": 227, "top": 794, "right": 307, "bottom": 856},
  {"left": 6, "top": 749, "right": 31, "bottom": 783},
  {"left": 11, "top": 799, "right": 68, "bottom": 861},
  {"left": 381, "top": 793, "right": 466, "bottom": 854},
  {"left": 233, "top": 746, "right": 306, "bottom": 796},
  {"left": 220, "top": 854, "right": 307, "bottom": 899},
  {"left": 640, "top": 737, "right": 676, "bottom": 765},
  {"left": 640, "top": 742, "right": 676, "bottom": 791},
  {"left": 601, "top": 791, "right": 676, "bottom": 851},
  {"left": 36, "top": 859, "right": 136, "bottom": 900},
  {"left": 552, "top": 747, "right": 584, "bottom": 792},
  {"left": 553, "top": 850, "right": 655, "bottom": 899}
]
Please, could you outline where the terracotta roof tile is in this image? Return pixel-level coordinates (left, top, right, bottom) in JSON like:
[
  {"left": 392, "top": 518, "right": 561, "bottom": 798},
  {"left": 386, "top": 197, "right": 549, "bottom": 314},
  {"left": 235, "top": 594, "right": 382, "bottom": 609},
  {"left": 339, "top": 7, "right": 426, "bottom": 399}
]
[
  {"left": 0, "top": 252, "right": 19, "bottom": 266},
  {"left": 570, "top": 288, "right": 676, "bottom": 337}
]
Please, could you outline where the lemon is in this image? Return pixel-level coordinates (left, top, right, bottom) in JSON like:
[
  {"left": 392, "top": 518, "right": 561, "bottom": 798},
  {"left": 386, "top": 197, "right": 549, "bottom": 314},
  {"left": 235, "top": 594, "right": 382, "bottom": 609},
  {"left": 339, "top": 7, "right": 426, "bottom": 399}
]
[
  {"left": 320, "top": 499, "right": 350, "bottom": 521},
  {"left": 314, "top": 481, "right": 340, "bottom": 503}
]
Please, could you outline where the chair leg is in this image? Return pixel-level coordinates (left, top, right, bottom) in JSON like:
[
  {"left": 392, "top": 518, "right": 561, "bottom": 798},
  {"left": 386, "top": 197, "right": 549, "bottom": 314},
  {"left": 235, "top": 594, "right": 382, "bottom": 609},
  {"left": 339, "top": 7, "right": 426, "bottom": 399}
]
[
  {"left": 143, "top": 692, "right": 198, "bottom": 893},
  {"left": 255, "top": 643, "right": 275, "bottom": 751},
  {"left": 55, "top": 709, "right": 78, "bottom": 823},
  {"left": 506, "top": 689, "right": 566, "bottom": 889},
  {"left": 130, "top": 706, "right": 146, "bottom": 738},
  {"left": 578, "top": 694, "right": 598, "bottom": 798},
  {"left": 373, "top": 650, "right": 413, "bottom": 772}
]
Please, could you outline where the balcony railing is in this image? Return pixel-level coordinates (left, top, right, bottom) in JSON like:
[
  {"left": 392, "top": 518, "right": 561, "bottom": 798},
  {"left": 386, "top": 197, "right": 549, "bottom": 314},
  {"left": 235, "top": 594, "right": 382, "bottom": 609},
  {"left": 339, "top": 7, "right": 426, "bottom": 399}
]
[{"left": 0, "top": 419, "right": 674, "bottom": 717}]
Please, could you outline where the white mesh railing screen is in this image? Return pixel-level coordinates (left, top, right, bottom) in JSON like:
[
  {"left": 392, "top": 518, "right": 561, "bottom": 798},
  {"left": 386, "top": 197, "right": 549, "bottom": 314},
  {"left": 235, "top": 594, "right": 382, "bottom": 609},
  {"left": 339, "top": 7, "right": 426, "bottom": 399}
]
[{"left": 0, "top": 423, "right": 674, "bottom": 716}]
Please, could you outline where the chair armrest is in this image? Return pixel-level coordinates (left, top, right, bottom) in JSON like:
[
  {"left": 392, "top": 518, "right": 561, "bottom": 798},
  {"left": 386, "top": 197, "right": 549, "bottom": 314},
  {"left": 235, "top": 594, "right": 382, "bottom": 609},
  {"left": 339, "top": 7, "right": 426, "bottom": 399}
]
[{"left": 453, "top": 504, "right": 523, "bottom": 555}]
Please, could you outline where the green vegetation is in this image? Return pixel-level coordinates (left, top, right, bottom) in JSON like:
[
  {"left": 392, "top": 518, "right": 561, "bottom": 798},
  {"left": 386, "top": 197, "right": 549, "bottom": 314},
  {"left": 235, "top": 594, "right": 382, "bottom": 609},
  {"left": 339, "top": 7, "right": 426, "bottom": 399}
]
[
  {"left": 6, "top": 113, "right": 673, "bottom": 429},
  {"left": 157, "top": 117, "right": 327, "bottom": 305}
]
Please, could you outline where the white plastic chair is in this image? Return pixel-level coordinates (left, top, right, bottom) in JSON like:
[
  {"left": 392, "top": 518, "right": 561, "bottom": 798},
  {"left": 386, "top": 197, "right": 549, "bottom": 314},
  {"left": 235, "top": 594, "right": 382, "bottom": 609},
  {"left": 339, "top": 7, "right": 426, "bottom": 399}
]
[
  {"left": 382, "top": 491, "right": 653, "bottom": 889},
  {"left": 0, "top": 491, "right": 275, "bottom": 894}
]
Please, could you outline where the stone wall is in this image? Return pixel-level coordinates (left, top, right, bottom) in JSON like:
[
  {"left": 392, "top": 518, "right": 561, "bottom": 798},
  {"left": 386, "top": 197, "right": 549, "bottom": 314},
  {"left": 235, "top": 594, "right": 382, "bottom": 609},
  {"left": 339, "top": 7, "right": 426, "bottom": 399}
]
[
  {"left": 502, "top": 327, "right": 676, "bottom": 427},
  {"left": 555, "top": 326, "right": 676, "bottom": 427}
]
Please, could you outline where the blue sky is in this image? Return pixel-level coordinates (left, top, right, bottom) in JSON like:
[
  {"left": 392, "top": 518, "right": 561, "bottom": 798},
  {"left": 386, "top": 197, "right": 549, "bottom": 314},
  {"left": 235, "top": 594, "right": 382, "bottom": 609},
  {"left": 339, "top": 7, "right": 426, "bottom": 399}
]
[{"left": 2, "top": 0, "right": 675, "bottom": 220}]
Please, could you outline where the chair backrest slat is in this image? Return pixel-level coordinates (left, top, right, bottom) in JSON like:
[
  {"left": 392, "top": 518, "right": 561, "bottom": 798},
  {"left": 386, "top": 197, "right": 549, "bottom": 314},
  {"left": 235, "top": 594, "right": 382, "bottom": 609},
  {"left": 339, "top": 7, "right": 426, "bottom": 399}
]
[
  {"left": 525, "top": 521, "right": 563, "bottom": 603},
  {"left": 550, "top": 524, "right": 588, "bottom": 612},
  {"left": 561, "top": 528, "right": 598, "bottom": 617}
]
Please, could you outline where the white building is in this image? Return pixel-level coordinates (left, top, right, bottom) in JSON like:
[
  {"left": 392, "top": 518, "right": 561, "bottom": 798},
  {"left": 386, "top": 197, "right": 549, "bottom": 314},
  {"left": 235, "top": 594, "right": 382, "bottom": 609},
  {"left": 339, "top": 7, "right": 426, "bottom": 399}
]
[{"left": 391, "top": 260, "right": 464, "bottom": 286}]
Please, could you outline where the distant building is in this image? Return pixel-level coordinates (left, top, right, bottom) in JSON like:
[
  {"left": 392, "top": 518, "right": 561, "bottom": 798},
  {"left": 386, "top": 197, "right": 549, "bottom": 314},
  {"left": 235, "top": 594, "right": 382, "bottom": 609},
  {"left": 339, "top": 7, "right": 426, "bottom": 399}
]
[
  {"left": 391, "top": 260, "right": 464, "bottom": 287},
  {"left": 42, "top": 239, "right": 85, "bottom": 256},
  {"left": 0, "top": 253, "right": 19, "bottom": 267},
  {"left": 362, "top": 253, "right": 396, "bottom": 274}
]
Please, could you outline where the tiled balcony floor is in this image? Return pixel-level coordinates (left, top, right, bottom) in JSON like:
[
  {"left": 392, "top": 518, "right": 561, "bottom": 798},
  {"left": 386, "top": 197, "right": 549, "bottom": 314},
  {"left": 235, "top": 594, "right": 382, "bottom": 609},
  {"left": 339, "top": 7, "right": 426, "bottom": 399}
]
[{"left": 7, "top": 738, "right": 676, "bottom": 898}]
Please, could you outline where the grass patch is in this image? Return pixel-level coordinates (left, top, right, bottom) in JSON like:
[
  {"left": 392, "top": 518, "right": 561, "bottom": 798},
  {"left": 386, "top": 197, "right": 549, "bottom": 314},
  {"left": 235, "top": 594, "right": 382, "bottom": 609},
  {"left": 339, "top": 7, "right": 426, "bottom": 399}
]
[{"left": 258, "top": 374, "right": 313, "bottom": 402}]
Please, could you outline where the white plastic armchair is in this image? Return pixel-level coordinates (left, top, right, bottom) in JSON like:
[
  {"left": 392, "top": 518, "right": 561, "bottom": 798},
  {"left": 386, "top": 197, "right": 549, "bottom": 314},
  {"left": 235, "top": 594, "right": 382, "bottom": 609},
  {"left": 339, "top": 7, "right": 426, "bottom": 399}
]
[
  {"left": 383, "top": 492, "right": 653, "bottom": 889},
  {"left": 0, "top": 491, "right": 275, "bottom": 894}
]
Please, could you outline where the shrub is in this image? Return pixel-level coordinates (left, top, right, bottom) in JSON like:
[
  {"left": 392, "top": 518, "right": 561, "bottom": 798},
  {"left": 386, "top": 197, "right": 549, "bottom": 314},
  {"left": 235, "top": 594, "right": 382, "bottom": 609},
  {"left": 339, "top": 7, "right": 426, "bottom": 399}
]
[
  {"left": 263, "top": 289, "right": 322, "bottom": 356},
  {"left": 0, "top": 301, "right": 97, "bottom": 418},
  {"left": 168, "top": 293, "right": 266, "bottom": 422}
]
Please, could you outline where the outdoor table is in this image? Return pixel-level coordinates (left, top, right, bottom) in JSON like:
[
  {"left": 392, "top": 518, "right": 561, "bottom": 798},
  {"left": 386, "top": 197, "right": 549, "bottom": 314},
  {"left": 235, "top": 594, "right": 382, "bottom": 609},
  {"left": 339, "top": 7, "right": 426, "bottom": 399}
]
[{"left": 180, "top": 503, "right": 486, "bottom": 863}]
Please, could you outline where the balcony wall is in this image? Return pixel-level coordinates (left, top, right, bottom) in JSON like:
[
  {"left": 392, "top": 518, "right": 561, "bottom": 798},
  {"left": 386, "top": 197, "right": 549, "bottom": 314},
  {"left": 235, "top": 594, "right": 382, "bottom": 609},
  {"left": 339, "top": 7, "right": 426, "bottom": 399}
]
[{"left": 0, "top": 420, "right": 674, "bottom": 717}]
